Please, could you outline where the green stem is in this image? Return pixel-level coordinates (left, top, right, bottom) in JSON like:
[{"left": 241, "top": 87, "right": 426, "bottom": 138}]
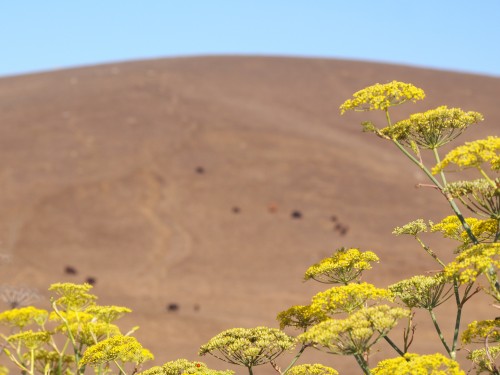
[
  {"left": 429, "top": 309, "right": 452, "bottom": 357},
  {"left": 248, "top": 366, "right": 254, "bottom": 375},
  {"left": 281, "top": 344, "right": 308, "bottom": 374},
  {"left": 450, "top": 280, "right": 462, "bottom": 360},
  {"left": 353, "top": 354, "right": 372, "bottom": 375},
  {"left": 382, "top": 335, "right": 405, "bottom": 356},
  {"left": 415, "top": 236, "right": 445, "bottom": 267},
  {"left": 432, "top": 148, "right": 448, "bottom": 186},
  {"left": 114, "top": 360, "right": 127, "bottom": 375},
  {"left": 477, "top": 165, "right": 497, "bottom": 188}
]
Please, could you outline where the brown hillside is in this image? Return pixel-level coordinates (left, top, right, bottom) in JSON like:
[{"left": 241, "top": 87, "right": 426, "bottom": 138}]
[{"left": 0, "top": 56, "right": 499, "bottom": 373}]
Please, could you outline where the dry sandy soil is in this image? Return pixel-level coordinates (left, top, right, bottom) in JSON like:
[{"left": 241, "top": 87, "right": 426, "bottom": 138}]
[{"left": 0, "top": 56, "right": 499, "bottom": 374}]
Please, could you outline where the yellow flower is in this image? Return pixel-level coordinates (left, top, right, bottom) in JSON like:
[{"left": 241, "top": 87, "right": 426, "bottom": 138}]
[
  {"left": 304, "top": 247, "right": 379, "bottom": 284},
  {"left": 431, "top": 215, "right": 498, "bottom": 250},
  {"left": 0, "top": 306, "right": 48, "bottom": 328},
  {"left": 311, "top": 282, "right": 391, "bottom": 315},
  {"left": 443, "top": 179, "right": 500, "bottom": 219},
  {"left": 49, "top": 283, "right": 97, "bottom": 311},
  {"left": 298, "top": 305, "right": 408, "bottom": 355},
  {"left": 467, "top": 345, "right": 500, "bottom": 374},
  {"left": 444, "top": 243, "right": 500, "bottom": 285},
  {"left": 286, "top": 363, "right": 339, "bottom": 375},
  {"left": 84, "top": 305, "right": 132, "bottom": 323},
  {"left": 433, "top": 136, "right": 500, "bottom": 173},
  {"left": 79, "top": 335, "right": 153, "bottom": 366},
  {"left": 7, "top": 330, "right": 51, "bottom": 350},
  {"left": 0, "top": 365, "right": 8, "bottom": 375},
  {"left": 199, "top": 327, "right": 295, "bottom": 368},
  {"left": 340, "top": 81, "right": 425, "bottom": 113},
  {"left": 393, "top": 219, "right": 428, "bottom": 236},
  {"left": 138, "top": 359, "right": 234, "bottom": 375},
  {"left": 389, "top": 275, "right": 451, "bottom": 309},
  {"left": 380, "top": 106, "right": 483, "bottom": 149},
  {"left": 462, "top": 319, "right": 500, "bottom": 344},
  {"left": 372, "top": 353, "right": 465, "bottom": 374},
  {"left": 276, "top": 304, "right": 326, "bottom": 330}
]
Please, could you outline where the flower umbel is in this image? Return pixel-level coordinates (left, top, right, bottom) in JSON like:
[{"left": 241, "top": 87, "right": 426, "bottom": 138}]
[
  {"left": 371, "top": 353, "right": 465, "bottom": 375},
  {"left": 389, "top": 275, "right": 452, "bottom": 310},
  {"left": 340, "top": 81, "right": 425, "bottom": 113},
  {"left": 379, "top": 106, "right": 483, "bottom": 149},
  {"left": 286, "top": 363, "right": 339, "bottom": 375},
  {"left": 310, "top": 282, "right": 391, "bottom": 315},
  {"left": 298, "top": 305, "right": 408, "bottom": 355},
  {"left": 198, "top": 327, "right": 295, "bottom": 368},
  {"left": 304, "top": 247, "right": 379, "bottom": 284},
  {"left": 79, "top": 335, "right": 153, "bottom": 366},
  {"left": 462, "top": 319, "right": 500, "bottom": 344},
  {"left": 137, "top": 359, "right": 234, "bottom": 375},
  {"left": 433, "top": 136, "right": 500, "bottom": 174},
  {"left": 49, "top": 283, "right": 97, "bottom": 311}
]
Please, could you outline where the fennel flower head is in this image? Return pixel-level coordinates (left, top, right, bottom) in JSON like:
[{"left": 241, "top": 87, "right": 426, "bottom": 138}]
[
  {"left": 443, "top": 179, "right": 500, "bottom": 219},
  {"left": 310, "top": 282, "right": 391, "bottom": 315},
  {"left": 298, "top": 305, "right": 408, "bottom": 355},
  {"left": 49, "top": 283, "right": 97, "bottom": 311},
  {"left": 340, "top": 81, "right": 425, "bottom": 113},
  {"left": 79, "top": 335, "right": 153, "bottom": 367},
  {"left": 389, "top": 275, "right": 451, "bottom": 310},
  {"left": 371, "top": 353, "right": 465, "bottom": 375},
  {"left": 461, "top": 319, "right": 500, "bottom": 344},
  {"left": 286, "top": 363, "right": 339, "bottom": 375},
  {"left": 0, "top": 306, "right": 48, "bottom": 329},
  {"left": 433, "top": 136, "right": 500, "bottom": 174},
  {"left": 380, "top": 106, "right": 483, "bottom": 149},
  {"left": 276, "top": 304, "right": 327, "bottom": 330},
  {"left": 198, "top": 327, "right": 295, "bottom": 368},
  {"left": 137, "top": 359, "right": 234, "bottom": 375},
  {"left": 7, "top": 330, "right": 51, "bottom": 350},
  {"left": 468, "top": 345, "right": 500, "bottom": 374},
  {"left": 444, "top": 243, "right": 500, "bottom": 284},
  {"left": 304, "top": 247, "right": 379, "bottom": 284}
]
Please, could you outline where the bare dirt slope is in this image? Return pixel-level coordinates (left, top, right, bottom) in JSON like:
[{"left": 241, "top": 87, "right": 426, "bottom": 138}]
[{"left": 0, "top": 56, "right": 499, "bottom": 373}]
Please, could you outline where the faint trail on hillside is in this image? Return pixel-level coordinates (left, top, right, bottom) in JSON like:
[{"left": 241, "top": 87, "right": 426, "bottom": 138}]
[{"left": 135, "top": 118, "right": 200, "bottom": 280}]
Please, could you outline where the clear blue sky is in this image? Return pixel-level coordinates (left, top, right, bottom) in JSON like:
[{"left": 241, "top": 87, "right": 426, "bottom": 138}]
[{"left": 1, "top": 1, "right": 499, "bottom": 78}]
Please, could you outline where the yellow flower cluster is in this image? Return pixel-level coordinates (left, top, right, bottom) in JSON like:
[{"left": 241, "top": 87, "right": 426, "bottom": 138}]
[
  {"left": 298, "top": 305, "right": 408, "bottom": 355},
  {"left": 304, "top": 247, "right": 379, "bottom": 284},
  {"left": 433, "top": 136, "right": 500, "bottom": 173},
  {"left": 444, "top": 178, "right": 500, "bottom": 218},
  {"left": 138, "top": 359, "right": 234, "bottom": 375},
  {"left": 84, "top": 305, "right": 132, "bottom": 324},
  {"left": 389, "top": 275, "right": 451, "bottom": 309},
  {"left": 467, "top": 345, "right": 500, "bottom": 374},
  {"left": 461, "top": 319, "right": 500, "bottom": 344},
  {"left": 276, "top": 304, "right": 326, "bottom": 330},
  {"left": 339, "top": 81, "right": 425, "bottom": 113},
  {"left": 371, "top": 353, "right": 465, "bottom": 374},
  {"left": 444, "top": 243, "right": 500, "bottom": 283},
  {"left": 79, "top": 335, "right": 153, "bottom": 366},
  {"left": 311, "top": 282, "right": 391, "bottom": 315},
  {"left": 393, "top": 219, "right": 428, "bottom": 236},
  {"left": 50, "top": 310, "right": 122, "bottom": 346},
  {"left": 49, "top": 283, "right": 97, "bottom": 311},
  {"left": 380, "top": 106, "right": 483, "bottom": 149},
  {"left": 431, "top": 215, "right": 498, "bottom": 249},
  {"left": 7, "top": 330, "right": 51, "bottom": 350},
  {"left": 198, "top": 327, "right": 295, "bottom": 368},
  {"left": 286, "top": 363, "right": 339, "bottom": 375},
  {"left": 0, "top": 365, "right": 7, "bottom": 375},
  {"left": 0, "top": 306, "right": 48, "bottom": 328}
]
